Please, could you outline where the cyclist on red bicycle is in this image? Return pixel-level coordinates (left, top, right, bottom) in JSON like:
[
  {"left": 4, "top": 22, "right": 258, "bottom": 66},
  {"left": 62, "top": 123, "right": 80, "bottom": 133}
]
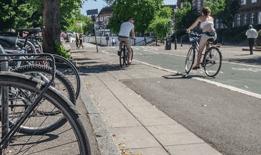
[
  {"left": 186, "top": 7, "right": 216, "bottom": 70},
  {"left": 118, "top": 17, "right": 135, "bottom": 64}
]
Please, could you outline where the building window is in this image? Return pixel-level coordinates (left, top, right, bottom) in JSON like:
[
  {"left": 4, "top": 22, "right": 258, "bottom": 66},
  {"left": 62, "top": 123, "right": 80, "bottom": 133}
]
[
  {"left": 236, "top": 14, "right": 241, "bottom": 26},
  {"left": 244, "top": 14, "right": 247, "bottom": 25},
  {"left": 241, "top": 0, "right": 246, "bottom": 5},
  {"left": 258, "top": 12, "right": 261, "bottom": 24},
  {"left": 250, "top": 13, "right": 254, "bottom": 24},
  {"left": 252, "top": 0, "right": 257, "bottom": 3}
]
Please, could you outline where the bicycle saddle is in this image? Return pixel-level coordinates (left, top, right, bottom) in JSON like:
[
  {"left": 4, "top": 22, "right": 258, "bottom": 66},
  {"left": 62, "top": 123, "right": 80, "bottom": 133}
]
[
  {"left": 207, "top": 38, "right": 217, "bottom": 45},
  {"left": 17, "top": 27, "right": 42, "bottom": 34},
  {"left": 0, "top": 32, "right": 18, "bottom": 49}
]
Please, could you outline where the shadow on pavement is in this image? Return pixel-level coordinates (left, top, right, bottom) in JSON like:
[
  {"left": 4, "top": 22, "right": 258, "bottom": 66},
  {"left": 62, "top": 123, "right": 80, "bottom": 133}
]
[
  {"left": 162, "top": 73, "right": 210, "bottom": 79},
  {"left": 226, "top": 56, "right": 261, "bottom": 65},
  {"left": 13, "top": 134, "right": 58, "bottom": 146},
  {"left": 73, "top": 57, "right": 94, "bottom": 61},
  {"left": 79, "top": 64, "right": 121, "bottom": 74}
]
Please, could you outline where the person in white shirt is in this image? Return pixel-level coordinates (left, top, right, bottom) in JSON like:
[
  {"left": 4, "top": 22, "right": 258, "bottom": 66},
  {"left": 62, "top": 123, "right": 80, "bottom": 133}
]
[
  {"left": 118, "top": 17, "right": 135, "bottom": 64},
  {"left": 246, "top": 25, "right": 258, "bottom": 55}
]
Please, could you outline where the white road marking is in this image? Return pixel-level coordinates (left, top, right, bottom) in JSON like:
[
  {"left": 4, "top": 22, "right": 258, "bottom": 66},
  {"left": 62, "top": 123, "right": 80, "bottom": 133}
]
[
  {"left": 232, "top": 67, "right": 261, "bottom": 73},
  {"left": 134, "top": 59, "right": 261, "bottom": 100}
]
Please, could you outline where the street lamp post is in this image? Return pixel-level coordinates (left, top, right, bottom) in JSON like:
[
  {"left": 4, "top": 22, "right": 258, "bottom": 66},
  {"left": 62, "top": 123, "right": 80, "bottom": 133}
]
[{"left": 91, "top": 15, "right": 99, "bottom": 53}]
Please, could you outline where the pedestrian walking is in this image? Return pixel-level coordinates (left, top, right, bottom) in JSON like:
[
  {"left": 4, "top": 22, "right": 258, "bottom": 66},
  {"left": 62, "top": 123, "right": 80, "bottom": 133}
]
[
  {"left": 79, "top": 33, "right": 84, "bottom": 48},
  {"left": 106, "top": 34, "right": 110, "bottom": 46},
  {"left": 246, "top": 25, "right": 258, "bottom": 55},
  {"left": 76, "top": 33, "right": 80, "bottom": 48},
  {"left": 112, "top": 38, "right": 116, "bottom": 46}
]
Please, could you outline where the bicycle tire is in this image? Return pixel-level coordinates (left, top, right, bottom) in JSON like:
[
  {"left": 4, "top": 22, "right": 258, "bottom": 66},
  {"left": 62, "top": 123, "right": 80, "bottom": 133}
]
[
  {"left": 54, "top": 54, "right": 81, "bottom": 99},
  {"left": 119, "top": 49, "right": 125, "bottom": 68},
  {"left": 0, "top": 72, "right": 90, "bottom": 154},
  {"left": 203, "top": 47, "right": 222, "bottom": 77},
  {"left": 185, "top": 47, "right": 195, "bottom": 74},
  {"left": 17, "top": 40, "right": 37, "bottom": 54},
  {"left": 11, "top": 65, "right": 76, "bottom": 135}
]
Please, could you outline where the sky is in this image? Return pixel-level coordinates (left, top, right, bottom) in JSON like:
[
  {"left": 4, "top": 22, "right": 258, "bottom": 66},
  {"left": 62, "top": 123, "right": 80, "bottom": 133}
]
[{"left": 81, "top": 0, "right": 177, "bottom": 15}]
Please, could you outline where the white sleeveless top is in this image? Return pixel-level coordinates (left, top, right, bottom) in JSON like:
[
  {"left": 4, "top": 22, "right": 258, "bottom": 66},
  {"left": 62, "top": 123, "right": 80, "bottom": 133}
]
[{"left": 200, "top": 19, "right": 215, "bottom": 32}]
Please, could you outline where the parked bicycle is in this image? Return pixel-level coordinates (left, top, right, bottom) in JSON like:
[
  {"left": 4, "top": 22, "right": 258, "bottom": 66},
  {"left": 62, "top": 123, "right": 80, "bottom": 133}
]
[
  {"left": 185, "top": 31, "right": 222, "bottom": 77},
  {"left": 0, "top": 47, "right": 91, "bottom": 154}
]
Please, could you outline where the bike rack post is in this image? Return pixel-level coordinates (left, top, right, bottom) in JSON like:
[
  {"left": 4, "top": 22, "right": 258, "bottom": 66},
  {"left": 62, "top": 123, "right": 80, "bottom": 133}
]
[{"left": 0, "top": 45, "right": 9, "bottom": 150}]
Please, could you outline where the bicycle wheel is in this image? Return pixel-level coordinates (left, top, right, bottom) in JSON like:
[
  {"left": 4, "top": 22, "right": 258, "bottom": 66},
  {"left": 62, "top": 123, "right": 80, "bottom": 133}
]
[
  {"left": 203, "top": 47, "right": 222, "bottom": 77},
  {"left": 13, "top": 64, "right": 76, "bottom": 111},
  {"left": 17, "top": 40, "right": 37, "bottom": 54},
  {"left": 54, "top": 55, "right": 81, "bottom": 99},
  {"left": 185, "top": 47, "right": 195, "bottom": 74},
  {"left": 11, "top": 65, "right": 76, "bottom": 134},
  {"left": 119, "top": 49, "right": 125, "bottom": 68},
  {"left": 0, "top": 72, "right": 90, "bottom": 154}
]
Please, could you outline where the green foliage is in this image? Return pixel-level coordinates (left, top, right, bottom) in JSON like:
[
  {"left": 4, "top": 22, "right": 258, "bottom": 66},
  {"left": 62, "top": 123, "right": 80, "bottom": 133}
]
[
  {"left": 204, "top": 0, "right": 225, "bottom": 16},
  {"left": 55, "top": 42, "right": 71, "bottom": 59},
  {"left": 60, "top": 0, "right": 83, "bottom": 31},
  {"left": 149, "top": 7, "right": 172, "bottom": 40},
  {"left": 174, "top": 2, "right": 197, "bottom": 32},
  {"left": 219, "top": 0, "right": 240, "bottom": 28},
  {"left": 66, "top": 13, "right": 93, "bottom": 34},
  {"left": 0, "top": 0, "right": 84, "bottom": 31},
  {"left": 108, "top": 0, "right": 163, "bottom": 34},
  {"left": 0, "top": 0, "right": 41, "bottom": 31}
]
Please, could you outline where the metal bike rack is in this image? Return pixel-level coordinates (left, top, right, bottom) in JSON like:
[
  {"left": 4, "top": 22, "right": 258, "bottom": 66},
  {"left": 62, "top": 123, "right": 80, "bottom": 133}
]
[{"left": 0, "top": 45, "right": 9, "bottom": 153}]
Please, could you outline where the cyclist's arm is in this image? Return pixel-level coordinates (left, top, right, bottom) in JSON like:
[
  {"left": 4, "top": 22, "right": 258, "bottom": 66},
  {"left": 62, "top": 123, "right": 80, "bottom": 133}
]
[{"left": 187, "top": 17, "right": 201, "bottom": 32}]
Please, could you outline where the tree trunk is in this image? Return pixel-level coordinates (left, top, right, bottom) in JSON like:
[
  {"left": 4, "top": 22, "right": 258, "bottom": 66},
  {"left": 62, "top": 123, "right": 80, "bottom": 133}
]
[{"left": 43, "top": 0, "right": 61, "bottom": 54}]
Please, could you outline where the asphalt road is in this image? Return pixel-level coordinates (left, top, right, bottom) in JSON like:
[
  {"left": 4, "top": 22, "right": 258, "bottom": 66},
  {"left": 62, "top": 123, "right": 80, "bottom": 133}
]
[{"left": 102, "top": 45, "right": 261, "bottom": 155}]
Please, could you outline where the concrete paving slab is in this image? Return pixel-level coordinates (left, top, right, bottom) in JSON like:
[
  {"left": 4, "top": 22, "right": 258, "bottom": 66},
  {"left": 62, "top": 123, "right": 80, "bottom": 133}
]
[
  {"left": 110, "top": 126, "right": 161, "bottom": 149},
  {"left": 152, "top": 131, "right": 204, "bottom": 146},
  {"left": 166, "top": 143, "right": 222, "bottom": 155},
  {"left": 129, "top": 147, "right": 169, "bottom": 155}
]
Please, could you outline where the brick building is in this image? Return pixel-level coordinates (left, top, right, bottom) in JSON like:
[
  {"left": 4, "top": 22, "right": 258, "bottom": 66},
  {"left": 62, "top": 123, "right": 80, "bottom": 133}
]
[
  {"left": 234, "top": 0, "right": 261, "bottom": 27},
  {"left": 177, "top": 0, "right": 203, "bottom": 12}
]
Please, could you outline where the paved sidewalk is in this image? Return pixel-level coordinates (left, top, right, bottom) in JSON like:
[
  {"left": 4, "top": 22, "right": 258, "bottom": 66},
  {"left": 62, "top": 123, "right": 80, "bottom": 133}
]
[{"left": 71, "top": 44, "right": 222, "bottom": 155}]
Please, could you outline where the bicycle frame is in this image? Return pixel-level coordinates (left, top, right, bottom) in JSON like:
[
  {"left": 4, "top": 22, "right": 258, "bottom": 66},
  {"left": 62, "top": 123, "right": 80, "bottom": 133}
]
[{"left": 0, "top": 50, "right": 56, "bottom": 151}]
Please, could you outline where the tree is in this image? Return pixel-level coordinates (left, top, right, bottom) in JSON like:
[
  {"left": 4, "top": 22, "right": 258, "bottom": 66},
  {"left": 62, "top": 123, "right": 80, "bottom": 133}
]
[
  {"left": 174, "top": 2, "right": 197, "bottom": 32},
  {"left": 220, "top": 0, "right": 240, "bottom": 28},
  {"left": 108, "top": 0, "right": 163, "bottom": 34},
  {"left": 149, "top": 7, "right": 173, "bottom": 40},
  {"left": 42, "top": 0, "right": 84, "bottom": 55},
  {"left": 204, "top": 0, "right": 225, "bottom": 16},
  {"left": 66, "top": 13, "right": 93, "bottom": 34},
  {"left": 0, "top": 0, "right": 41, "bottom": 31}
]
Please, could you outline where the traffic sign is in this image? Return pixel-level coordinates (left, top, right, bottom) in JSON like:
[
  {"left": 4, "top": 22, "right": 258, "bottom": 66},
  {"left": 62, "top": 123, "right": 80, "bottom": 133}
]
[{"left": 87, "top": 9, "right": 98, "bottom": 15}]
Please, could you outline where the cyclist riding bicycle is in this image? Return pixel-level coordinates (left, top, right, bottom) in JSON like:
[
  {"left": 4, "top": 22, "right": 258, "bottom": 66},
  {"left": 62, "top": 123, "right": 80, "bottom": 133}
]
[
  {"left": 118, "top": 17, "right": 135, "bottom": 64},
  {"left": 186, "top": 7, "right": 216, "bottom": 70}
]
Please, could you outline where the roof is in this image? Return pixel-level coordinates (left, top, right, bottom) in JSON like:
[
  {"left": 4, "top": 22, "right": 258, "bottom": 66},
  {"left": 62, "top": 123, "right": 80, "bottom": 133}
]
[{"left": 98, "top": 6, "right": 113, "bottom": 17}]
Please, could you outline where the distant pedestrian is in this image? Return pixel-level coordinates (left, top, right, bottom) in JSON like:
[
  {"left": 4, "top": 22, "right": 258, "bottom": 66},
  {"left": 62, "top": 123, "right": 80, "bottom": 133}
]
[
  {"left": 106, "top": 34, "right": 110, "bottom": 46},
  {"left": 112, "top": 38, "right": 116, "bottom": 46},
  {"left": 79, "top": 33, "right": 84, "bottom": 48},
  {"left": 76, "top": 33, "right": 80, "bottom": 48},
  {"left": 246, "top": 25, "right": 258, "bottom": 55}
]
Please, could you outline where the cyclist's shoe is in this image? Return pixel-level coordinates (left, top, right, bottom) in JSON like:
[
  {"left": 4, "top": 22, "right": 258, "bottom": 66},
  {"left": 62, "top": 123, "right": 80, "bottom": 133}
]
[
  {"left": 118, "top": 51, "right": 121, "bottom": 56},
  {"left": 192, "top": 66, "right": 200, "bottom": 70},
  {"left": 128, "top": 60, "right": 132, "bottom": 65}
]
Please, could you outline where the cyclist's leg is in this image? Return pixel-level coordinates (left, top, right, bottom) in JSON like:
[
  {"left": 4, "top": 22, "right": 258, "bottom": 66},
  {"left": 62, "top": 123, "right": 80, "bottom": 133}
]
[
  {"left": 125, "top": 41, "right": 133, "bottom": 64},
  {"left": 118, "top": 37, "right": 124, "bottom": 56},
  {"left": 194, "top": 34, "right": 208, "bottom": 69}
]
